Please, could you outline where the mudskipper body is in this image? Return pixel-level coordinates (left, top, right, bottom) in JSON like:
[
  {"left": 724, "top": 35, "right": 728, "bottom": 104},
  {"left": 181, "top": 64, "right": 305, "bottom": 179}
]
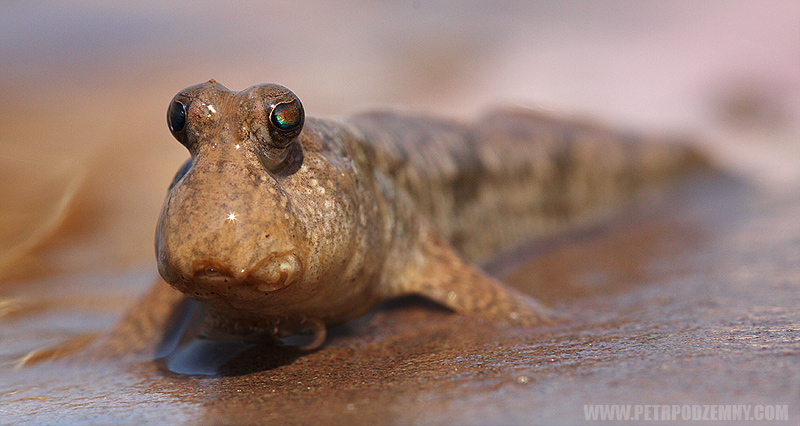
[{"left": 98, "top": 80, "right": 708, "bottom": 356}]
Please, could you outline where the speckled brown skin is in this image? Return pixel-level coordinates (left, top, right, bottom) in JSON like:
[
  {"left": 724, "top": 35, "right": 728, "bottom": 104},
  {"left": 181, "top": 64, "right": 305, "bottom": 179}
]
[
  {"left": 156, "top": 82, "right": 390, "bottom": 339},
  {"left": 96, "top": 80, "right": 708, "bottom": 356}
]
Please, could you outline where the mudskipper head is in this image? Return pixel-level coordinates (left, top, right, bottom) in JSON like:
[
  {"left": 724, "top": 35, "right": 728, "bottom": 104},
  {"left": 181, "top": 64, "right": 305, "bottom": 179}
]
[{"left": 156, "top": 80, "right": 311, "bottom": 319}]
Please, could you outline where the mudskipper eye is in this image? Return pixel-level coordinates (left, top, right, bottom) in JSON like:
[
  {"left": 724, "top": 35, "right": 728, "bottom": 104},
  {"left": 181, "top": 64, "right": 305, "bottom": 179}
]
[
  {"left": 270, "top": 99, "right": 303, "bottom": 132},
  {"left": 251, "top": 85, "right": 305, "bottom": 174},
  {"left": 168, "top": 100, "right": 186, "bottom": 133}
]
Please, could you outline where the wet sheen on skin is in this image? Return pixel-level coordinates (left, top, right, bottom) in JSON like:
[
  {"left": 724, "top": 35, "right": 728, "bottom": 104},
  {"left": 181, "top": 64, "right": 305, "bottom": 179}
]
[{"left": 106, "top": 80, "right": 710, "bottom": 354}]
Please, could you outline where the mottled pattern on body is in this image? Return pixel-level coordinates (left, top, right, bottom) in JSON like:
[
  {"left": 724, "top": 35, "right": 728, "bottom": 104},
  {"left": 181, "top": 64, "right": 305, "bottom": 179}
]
[
  {"left": 87, "top": 81, "right": 709, "bottom": 357},
  {"left": 350, "top": 109, "right": 706, "bottom": 263}
]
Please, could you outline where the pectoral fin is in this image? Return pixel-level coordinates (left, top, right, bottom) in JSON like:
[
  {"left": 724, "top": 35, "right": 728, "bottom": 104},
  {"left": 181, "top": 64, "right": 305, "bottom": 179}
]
[
  {"left": 87, "top": 278, "right": 192, "bottom": 360},
  {"left": 16, "top": 279, "right": 192, "bottom": 365},
  {"left": 387, "top": 222, "right": 551, "bottom": 326}
]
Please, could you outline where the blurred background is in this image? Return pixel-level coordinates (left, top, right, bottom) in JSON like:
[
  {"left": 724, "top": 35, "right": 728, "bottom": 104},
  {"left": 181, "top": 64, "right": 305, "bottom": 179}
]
[
  {"left": 0, "top": 0, "right": 798, "bottom": 289},
  {"left": 1, "top": 2, "right": 799, "bottom": 423}
]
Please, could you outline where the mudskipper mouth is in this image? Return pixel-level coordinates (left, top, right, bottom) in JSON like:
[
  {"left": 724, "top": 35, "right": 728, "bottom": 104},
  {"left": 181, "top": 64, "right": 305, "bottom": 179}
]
[{"left": 177, "top": 252, "right": 303, "bottom": 296}]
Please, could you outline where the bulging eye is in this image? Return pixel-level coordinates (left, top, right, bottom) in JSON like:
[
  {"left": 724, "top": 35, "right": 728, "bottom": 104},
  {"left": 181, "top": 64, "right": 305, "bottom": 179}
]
[
  {"left": 245, "top": 84, "right": 305, "bottom": 174},
  {"left": 167, "top": 100, "right": 186, "bottom": 133},
  {"left": 265, "top": 95, "right": 304, "bottom": 152},
  {"left": 270, "top": 99, "right": 303, "bottom": 132}
]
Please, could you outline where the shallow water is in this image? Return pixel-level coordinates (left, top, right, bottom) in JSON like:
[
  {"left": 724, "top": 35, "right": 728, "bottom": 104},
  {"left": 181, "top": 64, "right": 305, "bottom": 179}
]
[{"left": 1, "top": 2, "right": 799, "bottom": 425}]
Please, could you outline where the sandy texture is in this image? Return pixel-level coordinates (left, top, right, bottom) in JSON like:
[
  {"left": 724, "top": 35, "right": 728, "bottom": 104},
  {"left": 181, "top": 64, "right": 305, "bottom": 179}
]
[
  {"left": 1, "top": 2, "right": 799, "bottom": 425},
  {"left": 3, "top": 177, "right": 799, "bottom": 425}
]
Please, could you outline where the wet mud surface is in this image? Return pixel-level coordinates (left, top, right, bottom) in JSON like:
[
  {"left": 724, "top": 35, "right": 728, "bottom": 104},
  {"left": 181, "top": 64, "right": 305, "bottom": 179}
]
[
  {"left": 1, "top": 2, "right": 798, "bottom": 425},
  {"left": 3, "top": 176, "right": 799, "bottom": 425}
]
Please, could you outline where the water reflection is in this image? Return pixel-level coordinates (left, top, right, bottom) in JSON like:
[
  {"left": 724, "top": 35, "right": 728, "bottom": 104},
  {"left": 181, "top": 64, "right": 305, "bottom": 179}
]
[{"left": 0, "top": 1, "right": 797, "bottom": 424}]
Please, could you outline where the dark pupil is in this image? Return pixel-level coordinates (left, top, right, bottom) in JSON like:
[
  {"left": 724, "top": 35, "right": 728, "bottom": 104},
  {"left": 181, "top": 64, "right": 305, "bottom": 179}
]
[
  {"left": 270, "top": 100, "right": 301, "bottom": 131},
  {"left": 168, "top": 100, "right": 186, "bottom": 133}
]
